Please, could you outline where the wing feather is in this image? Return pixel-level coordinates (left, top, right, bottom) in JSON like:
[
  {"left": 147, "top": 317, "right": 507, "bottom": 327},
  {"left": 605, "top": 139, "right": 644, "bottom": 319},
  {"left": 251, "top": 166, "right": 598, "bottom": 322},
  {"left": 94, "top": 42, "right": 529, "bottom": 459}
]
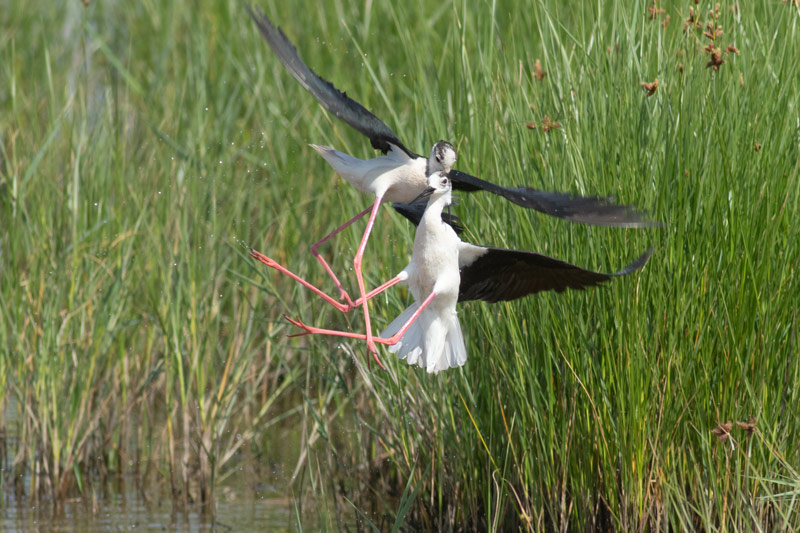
[
  {"left": 450, "top": 170, "right": 659, "bottom": 228},
  {"left": 249, "top": 7, "right": 660, "bottom": 229},
  {"left": 457, "top": 244, "right": 653, "bottom": 303},
  {"left": 247, "top": 6, "right": 415, "bottom": 157}
]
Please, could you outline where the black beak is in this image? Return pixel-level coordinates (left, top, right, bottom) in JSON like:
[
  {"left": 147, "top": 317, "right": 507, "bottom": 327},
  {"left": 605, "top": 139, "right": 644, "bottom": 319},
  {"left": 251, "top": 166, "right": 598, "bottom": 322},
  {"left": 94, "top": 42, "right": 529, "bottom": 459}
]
[{"left": 410, "top": 186, "right": 436, "bottom": 204}]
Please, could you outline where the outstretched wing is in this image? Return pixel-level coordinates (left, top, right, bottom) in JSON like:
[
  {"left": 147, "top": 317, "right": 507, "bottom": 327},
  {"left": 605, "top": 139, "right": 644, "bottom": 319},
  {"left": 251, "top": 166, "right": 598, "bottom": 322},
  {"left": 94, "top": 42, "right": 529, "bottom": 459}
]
[
  {"left": 457, "top": 244, "right": 653, "bottom": 303},
  {"left": 248, "top": 7, "right": 659, "bottom": 228},
  {"left": 247, "top": 6, "right": 415, "bottom": 158},
  {"left": 449, "top": 170, "right": 659, "bottom": 228}
]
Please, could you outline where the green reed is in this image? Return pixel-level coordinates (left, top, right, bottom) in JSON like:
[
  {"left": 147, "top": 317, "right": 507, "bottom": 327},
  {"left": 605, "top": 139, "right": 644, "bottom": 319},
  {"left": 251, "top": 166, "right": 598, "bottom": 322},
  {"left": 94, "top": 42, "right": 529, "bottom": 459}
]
[{"left": 1, "top": 0, "right": 798, "bottom": 530}]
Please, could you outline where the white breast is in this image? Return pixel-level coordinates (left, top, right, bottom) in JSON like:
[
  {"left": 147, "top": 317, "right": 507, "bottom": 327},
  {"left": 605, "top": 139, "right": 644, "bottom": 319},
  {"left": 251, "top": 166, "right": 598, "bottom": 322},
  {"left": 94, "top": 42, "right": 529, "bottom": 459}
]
[
  {"left": 311, "top": 144, "right": 428, "bottom": 201},
  {"left": 407, "top": 219, "right": 461, "bottom": 305}
]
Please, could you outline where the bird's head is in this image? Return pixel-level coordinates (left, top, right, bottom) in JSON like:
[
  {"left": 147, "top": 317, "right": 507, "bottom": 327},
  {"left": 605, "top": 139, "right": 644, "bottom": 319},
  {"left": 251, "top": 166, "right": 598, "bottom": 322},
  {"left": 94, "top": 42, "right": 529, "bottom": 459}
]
[
  {"left": 429, "top": 140, "right": 457, "bottom": 173},
  {"left": 411, "top": 171, "right": 452, "bottom": 204},
  {"left": 427, "top": 171, "right": 452, "bottom": 194}
]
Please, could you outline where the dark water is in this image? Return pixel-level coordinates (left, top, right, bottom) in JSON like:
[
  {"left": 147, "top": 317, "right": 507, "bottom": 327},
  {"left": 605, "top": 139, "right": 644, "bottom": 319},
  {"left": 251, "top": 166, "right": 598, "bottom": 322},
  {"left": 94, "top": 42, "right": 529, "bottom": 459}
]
[
  {"left": 1, "top": 395, "right": 299, "bottom": 532},
  {"left": 2, "top": 489, "right": 293, "bottom": 532},
  {"left": 1, "top": 473, "right": 296, "bottom": 532}
]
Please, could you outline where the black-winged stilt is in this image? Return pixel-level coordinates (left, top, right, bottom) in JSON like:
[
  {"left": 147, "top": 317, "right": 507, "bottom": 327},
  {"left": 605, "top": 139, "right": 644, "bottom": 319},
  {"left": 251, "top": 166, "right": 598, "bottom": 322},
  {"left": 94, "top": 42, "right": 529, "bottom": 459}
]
[
  {"left": 245, "top": 6, "right": 657, "bottom": 366},
  {"left": 251, "top": 140, "right": 459, "bottom": 366},
  {"left": 281, "top": 174, "right": 653, "bottom": 373},
  {"left": 246, "top": 7, "right": 656, "bottom": 228},
  {"left": 283, "top": 171, "right": 466, "bottom": 373}
]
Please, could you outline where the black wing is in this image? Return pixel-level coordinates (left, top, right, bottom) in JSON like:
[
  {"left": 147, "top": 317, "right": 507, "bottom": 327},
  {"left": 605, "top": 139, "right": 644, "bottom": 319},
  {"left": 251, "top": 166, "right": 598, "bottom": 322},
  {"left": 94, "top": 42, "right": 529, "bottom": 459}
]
[
  {"left": 391, "top": 200, "right": 465, "bottom": 235},
  {"left": 246, "top": 6, "right": 415, "bottom": 157},
  {"left": 457, "top": 244, "right": 653, "bottom": 303},
  {"left": 249, "top": 7, "right": 659, "bottom": 228},
  {"left": 450, "top": 169, "right": 658, "bottom": 228}
]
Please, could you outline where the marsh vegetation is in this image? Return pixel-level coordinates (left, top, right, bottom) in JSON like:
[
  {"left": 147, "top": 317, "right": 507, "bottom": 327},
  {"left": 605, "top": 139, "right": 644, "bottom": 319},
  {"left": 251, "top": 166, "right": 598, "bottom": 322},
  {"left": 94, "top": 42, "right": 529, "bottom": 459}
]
[{"left": 1, "top": 0, "right": 799, "bottom": 530}]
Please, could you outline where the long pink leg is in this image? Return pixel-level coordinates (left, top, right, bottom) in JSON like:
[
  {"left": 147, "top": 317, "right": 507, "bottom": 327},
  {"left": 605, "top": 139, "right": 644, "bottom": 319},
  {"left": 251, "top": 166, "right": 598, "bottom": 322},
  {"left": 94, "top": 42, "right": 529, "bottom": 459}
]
[
  {"left": 310, "top": 205, "right": 374, "bottom": 306},
  {"left": 250, "top": 249, "right": 406, "bottom": 313},
  {"left": 361, "top": 273, "right": 407, "bottom": 302},
  {"left": 353, "top": 196, "right": 384, "bottom": 365},
  {"left": 285, "top": 292, "right": 437, "bottom": 354},
  {"left": 251, "top": 249, "right": 350, "bottom": 312}
]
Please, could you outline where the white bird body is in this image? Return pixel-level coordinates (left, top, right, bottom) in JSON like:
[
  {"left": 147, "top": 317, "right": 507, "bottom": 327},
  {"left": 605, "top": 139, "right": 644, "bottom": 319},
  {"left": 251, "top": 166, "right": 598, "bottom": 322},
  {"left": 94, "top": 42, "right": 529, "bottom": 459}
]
[
  {"left": 381, "top": 172, "right": 467, "bottom": 373},
  {"left": 405, "top": 199, "right": 462, "bottom": 303},
  {"left": 270, "top": 160, "right": 653, "bottom": 372},
  {"left": 304, "top": 140, "right": 456, "bottom": 362},
  {"left": 310, "top": 143, "right": 446, "bottom": 202},
  {"left": 248, "top": 6, "right": 657, "bottom": 367}
]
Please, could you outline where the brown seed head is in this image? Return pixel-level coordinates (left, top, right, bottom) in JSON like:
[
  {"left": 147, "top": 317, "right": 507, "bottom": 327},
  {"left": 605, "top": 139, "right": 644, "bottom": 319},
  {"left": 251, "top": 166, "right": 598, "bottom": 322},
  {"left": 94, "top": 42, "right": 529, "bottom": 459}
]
[
  {"left": 684, "top": 8, "right": 696, "bottom": 32},
  {"left": 541, "top": 116, "right": 561, "bottom": 132},
  {"left": 641, "top": 78, "right": 659, "bottom": 96},
  {"left": 706, "top": 48, "right": 725, "bottom": 70},
  {"left": 533, "top": 59, "right": 546, "bottom": 81},
  {"left": 736, "top": 416, "right": 757, "bottom": 436},
  {"left": 712, "top": 421, "right": 733, "bottom": 442}
]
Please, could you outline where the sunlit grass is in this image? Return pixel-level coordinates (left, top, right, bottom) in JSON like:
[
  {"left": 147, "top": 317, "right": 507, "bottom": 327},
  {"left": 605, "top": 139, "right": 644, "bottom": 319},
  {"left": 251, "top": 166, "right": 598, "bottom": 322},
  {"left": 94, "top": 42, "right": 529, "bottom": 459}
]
[{"left": 1, "top": 0, "right": 799, "bottom": 530}]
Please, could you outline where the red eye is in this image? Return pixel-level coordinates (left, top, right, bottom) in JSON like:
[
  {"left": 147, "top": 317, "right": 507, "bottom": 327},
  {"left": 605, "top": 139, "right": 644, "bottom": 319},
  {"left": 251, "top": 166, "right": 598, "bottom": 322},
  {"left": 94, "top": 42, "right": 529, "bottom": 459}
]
[{"left": 442, "top": 177, "right": 448, "bottom": 185}]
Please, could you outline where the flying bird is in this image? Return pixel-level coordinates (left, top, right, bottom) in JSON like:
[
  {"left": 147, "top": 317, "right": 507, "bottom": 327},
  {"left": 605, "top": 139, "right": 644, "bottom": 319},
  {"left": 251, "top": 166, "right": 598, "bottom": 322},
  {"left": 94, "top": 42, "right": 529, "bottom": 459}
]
[
  {"left": 284, "top": 171, "right": 466, "bottom": 372},
  {"left": 279, "top": 174, "right": 653, "bottom": 372},
  {"left": 245, "top": 6, "right": 656, "bottom": 362},
  {"left": 246, "top": 7, "right": 655, "bottom": 226}
]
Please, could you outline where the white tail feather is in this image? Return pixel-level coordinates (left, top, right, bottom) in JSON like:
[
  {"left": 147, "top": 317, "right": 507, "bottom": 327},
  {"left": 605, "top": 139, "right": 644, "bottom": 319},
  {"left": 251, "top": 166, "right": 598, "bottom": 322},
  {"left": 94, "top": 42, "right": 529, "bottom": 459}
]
[
  {"left": 381, "top": 303, "right": 467, "bottom": 373},
  {"left": 309, "top": 144, "right": 357, "bottom": 172}
]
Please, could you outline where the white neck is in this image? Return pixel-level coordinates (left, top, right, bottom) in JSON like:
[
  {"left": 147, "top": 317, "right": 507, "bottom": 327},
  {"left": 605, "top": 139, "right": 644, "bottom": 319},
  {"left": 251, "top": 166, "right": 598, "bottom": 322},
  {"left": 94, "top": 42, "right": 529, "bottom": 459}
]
[{"left": 420, "top": 191, "right": 451, "bottom": 227}]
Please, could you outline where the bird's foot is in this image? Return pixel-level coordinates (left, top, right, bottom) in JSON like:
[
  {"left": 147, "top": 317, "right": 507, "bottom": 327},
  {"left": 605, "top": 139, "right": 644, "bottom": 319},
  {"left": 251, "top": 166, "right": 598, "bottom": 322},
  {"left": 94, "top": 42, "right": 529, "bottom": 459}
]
[
  {"left": 338, "top": 289, "right": 356, "bottom": 310},
  {"left": 284, "top": 315, "right": 313, "bottom": 337},
  {"left": 250, "top": 249, "right": 278, "bottom": 267}
]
